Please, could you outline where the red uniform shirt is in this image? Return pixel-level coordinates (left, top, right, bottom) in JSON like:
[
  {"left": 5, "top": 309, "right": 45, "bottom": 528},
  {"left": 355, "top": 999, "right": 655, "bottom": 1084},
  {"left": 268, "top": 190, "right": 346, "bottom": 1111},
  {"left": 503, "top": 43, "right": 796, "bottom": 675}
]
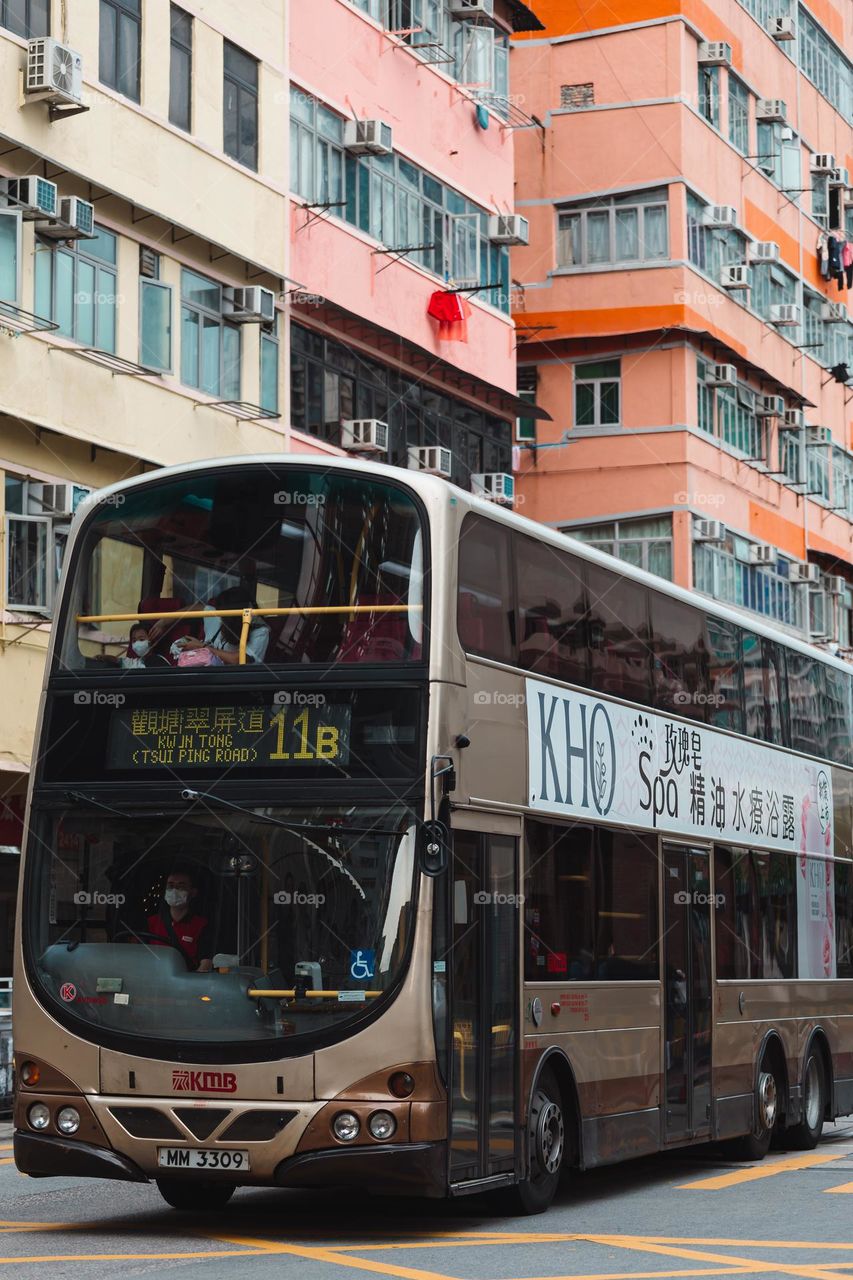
[{"left": 147, "top": 912, "right": 209, "bottom": 969}]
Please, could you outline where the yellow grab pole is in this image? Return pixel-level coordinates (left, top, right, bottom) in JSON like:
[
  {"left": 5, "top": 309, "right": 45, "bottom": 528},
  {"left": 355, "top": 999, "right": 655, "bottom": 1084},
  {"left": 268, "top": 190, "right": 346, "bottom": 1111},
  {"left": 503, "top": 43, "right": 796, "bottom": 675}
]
[{"left": 238, "top": 609, "right": 252, "bottom": 665}]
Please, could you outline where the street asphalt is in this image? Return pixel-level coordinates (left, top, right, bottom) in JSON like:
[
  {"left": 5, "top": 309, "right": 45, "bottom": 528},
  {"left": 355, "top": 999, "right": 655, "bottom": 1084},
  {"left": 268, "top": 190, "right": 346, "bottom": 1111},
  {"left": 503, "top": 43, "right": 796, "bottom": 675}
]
[{"left": 1, "top": 1119, "right": 853, "bottom": 1279}]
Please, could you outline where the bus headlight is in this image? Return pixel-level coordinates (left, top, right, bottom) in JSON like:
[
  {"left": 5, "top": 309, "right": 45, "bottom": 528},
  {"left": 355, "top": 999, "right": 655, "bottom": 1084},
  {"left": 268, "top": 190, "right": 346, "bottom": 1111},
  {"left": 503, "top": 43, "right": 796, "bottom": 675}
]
[
  {"left": 56, "top": 1107, "right": 80, "bottom": 1136},
  {"left": 332, "top": 1111, "right": 360, "bottom": 1142},
  {"left": 368, "top": 1110, "right": 396, "bottom": 1141},
  {"left": 28, "top": 1103, "right": 50, "bottom": 1131}
]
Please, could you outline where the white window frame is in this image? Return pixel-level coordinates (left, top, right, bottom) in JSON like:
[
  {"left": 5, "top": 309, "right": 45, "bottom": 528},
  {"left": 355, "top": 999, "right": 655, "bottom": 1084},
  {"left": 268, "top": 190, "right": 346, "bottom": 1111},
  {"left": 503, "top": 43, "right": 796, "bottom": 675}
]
[
  {"left": 557, "top": 190, "right": 669, "bottom": 269},
  {"left": 574, "top": 360, "right": 621, "bottom": 429},
  {"left": 0, "top": 208, "right": 21, "bottom": 305}
]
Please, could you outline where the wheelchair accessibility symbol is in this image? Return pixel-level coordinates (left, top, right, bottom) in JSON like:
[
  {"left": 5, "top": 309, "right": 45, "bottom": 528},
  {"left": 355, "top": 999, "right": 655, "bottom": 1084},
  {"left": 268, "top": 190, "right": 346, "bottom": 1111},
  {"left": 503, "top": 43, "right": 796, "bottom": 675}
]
[{"left": 350, "top": 949, "right": 375, "bottom": 981}]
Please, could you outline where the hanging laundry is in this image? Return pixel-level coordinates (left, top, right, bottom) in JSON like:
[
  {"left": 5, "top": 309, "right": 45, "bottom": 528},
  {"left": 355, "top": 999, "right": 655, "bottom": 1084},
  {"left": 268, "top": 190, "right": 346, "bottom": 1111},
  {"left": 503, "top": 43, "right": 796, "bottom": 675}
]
[
  {"left": 427, "top": 290, "right": 473, "bottom": 342},
  {"left": 828, "top": 234, "right": 845, "bottom": 290},
  {"left": 843, "top": 239, "right": 853, "bottom": 290},
  {"left": 817, "top": 230, "right": 831, "bottom": 280}
]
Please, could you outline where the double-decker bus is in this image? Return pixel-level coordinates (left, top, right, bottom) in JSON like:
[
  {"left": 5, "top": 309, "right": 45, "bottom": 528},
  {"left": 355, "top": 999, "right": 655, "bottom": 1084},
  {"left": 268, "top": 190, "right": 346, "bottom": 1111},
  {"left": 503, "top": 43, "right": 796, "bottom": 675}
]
[{"left": 12, "top": 455, "right": 853, "bottom": 1214}]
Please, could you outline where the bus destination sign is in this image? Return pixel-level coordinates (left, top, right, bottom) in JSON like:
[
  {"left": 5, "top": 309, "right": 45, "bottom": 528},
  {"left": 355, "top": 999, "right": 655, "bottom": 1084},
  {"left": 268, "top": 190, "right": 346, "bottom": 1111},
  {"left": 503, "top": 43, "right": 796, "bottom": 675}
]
[{"left": 106, "top": 701, "right": 352, "bottom": 770}]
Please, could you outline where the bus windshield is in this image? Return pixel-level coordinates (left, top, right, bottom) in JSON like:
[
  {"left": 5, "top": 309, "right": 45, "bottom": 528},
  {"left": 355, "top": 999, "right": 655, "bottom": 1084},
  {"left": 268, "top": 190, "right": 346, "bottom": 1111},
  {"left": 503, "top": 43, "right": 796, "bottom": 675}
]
[
  {"left": 58, "top": 467, "right": 425, "bottom": 672},
  {"left": 26, "top": 804, "right": 416, "bottom": 1047}
]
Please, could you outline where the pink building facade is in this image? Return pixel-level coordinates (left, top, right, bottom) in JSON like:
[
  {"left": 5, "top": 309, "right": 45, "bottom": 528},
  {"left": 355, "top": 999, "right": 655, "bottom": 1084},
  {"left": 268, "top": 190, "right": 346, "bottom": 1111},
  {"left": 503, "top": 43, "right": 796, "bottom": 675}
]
[
  {"left": 513, "top": 0, "right": 853, "bottom": 648},
  {"left": 289, "top": 0, "right": 544, "bottom": 490}
]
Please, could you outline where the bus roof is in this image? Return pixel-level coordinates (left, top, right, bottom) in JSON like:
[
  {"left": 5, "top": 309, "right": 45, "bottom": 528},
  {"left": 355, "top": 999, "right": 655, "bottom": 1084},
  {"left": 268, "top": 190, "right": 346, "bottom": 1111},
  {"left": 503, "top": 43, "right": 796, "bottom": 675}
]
[{"left": 75, "top": 453, "right": 853, "bottom": 681}]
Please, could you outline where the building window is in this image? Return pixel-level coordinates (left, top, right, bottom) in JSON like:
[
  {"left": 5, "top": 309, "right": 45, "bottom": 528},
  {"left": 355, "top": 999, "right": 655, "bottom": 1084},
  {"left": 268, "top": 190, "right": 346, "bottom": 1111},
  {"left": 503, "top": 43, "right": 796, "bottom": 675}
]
[
  {"left": 289, "top": 86, "right": 510, "bottom": 311},
  {"left": 751, "top": 261, "right": 797, "bottom": 322},
  {"left": 557, "top": 188, "right": 668, "bottom": 269},
  {"left": 34, "top": 227, "right": 118, "bottom": 353},
  {"left": 223, "top": 41, "right": 258, "bottom": 171},
  {"left": 169, "top": 4, "right": 192, "bottom": 132},
  {"left": 728, "top": 75, "right": 749, "bottom": 154},
  {"left": 574, "top": 360, "right": 620, "bottom": 428},
  {"left": 139, "top": 278, "right": 172, "bottom": 372},
  {"left": 698, "top": 64, "right": 720, "bottom": 128},
  {"left": 99, "top": 0, "right": 141, "bottom": 102},
  {"left": 0, "top": 208, "right": 21, "bottom": 304},
  {"left": 516, "top": 368, "right": 537, "bottom": 443},
  {"left": 687, "top": 193, "right": 748, "bottom": 280},
  {"left": 260, "top": 318, "right": 279, "bottom": 413},
  {"left": 180, "top": 269, "right": 241, "bottom": 398},
  {"left": 0, "top": 0, "right": 49, "bottom": 37},
  {"left": 570, "top": 515, "right": 673, "bottom": 579},
  {"left": 4, "top": 473, "right": 88, "bottom": 613},
  {"left": 717, "top": 384, "right": 763, "bottom": 458},
  {"left": 693, "top": 533, "right": 804, "bottom": 630},
  {"left": 697, "top": 358, "right": 715, "bottom": 434},
  {"left": 798, "top": 6, "right": 852, "bottom": 120}
]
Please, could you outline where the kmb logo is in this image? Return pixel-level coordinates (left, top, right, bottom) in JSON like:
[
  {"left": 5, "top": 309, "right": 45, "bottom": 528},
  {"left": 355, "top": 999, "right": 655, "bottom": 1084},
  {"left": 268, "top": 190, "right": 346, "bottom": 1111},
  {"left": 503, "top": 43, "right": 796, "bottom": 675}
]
[{"left": 172, "top": 1069, "right": 238, "bottom": 1094}]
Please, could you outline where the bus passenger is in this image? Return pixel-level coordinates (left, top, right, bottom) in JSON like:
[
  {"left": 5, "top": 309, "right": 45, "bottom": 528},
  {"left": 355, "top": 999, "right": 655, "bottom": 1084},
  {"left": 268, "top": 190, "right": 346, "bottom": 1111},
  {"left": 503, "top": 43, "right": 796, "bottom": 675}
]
[
  {"left": 148, "top": 868, "right": 213, "bottom": 972},
  {"left": 173, "top": 586, "right": 271, "bottom": 667}
]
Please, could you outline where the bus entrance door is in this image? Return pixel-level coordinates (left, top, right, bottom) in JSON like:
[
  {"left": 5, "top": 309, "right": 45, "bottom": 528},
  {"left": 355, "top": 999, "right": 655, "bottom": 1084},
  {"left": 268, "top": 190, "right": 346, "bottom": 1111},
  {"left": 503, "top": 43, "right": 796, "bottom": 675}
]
[
  {"left": 662, "top": 843, "right": 713, "bottom": 1143},
  {"left": 448, "top": 830, "right": 519, "bottom": 1190}
]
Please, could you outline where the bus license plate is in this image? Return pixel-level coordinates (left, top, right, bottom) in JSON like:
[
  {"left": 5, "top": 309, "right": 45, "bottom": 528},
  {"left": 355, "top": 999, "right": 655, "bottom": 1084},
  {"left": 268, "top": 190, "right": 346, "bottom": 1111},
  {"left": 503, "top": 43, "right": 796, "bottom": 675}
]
[{"left": 157, "top": 1147, "right": 250, "bottom": 1172}]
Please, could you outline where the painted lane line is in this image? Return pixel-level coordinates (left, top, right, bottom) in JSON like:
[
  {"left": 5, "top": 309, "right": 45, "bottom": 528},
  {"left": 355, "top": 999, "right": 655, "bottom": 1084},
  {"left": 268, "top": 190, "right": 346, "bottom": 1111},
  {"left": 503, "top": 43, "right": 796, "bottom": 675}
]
[
  {"left": 587, "top": 1234, "right": 853, "bottom": 1280},
  {"left": 678, "top": 1152, "right": 846, "bottom": 1190},
  {"left": 215, "top": 1235, "right": 462, "bottom": 1280}
]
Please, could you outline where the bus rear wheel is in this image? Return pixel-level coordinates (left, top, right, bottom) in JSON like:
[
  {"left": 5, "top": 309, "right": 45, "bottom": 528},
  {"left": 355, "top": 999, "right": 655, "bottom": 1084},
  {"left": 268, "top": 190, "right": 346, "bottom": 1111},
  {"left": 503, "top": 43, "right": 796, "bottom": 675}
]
[
  {"left": 785, "top": 1050, "right": 826, "bottom": 1151},
  {"left": 156, "top": 1177, "right": 236, "bottom": 1211},
  {"left": 724, "top": 1059, "right": 778, "bottom": 1161}
]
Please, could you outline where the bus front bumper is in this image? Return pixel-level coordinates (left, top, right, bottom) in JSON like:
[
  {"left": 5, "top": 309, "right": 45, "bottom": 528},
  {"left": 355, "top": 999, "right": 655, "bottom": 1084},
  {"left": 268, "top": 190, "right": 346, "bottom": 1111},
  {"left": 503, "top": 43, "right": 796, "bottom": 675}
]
[{"left": 13, "top": 1130, "right": 446, "bottom": 1197}]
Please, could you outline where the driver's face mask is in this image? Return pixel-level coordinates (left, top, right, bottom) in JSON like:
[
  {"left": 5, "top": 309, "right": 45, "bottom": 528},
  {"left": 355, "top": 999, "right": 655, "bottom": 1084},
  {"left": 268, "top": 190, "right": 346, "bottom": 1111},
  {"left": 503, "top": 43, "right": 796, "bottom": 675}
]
[{"left": 164, "top": 887, "right": 190, "bottom": 908}]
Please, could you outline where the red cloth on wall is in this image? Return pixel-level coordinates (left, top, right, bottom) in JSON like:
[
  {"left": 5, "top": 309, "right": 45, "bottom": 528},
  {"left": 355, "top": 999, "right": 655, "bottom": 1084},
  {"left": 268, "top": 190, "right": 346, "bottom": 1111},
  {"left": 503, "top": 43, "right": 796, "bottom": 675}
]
[{"left": 427, "top": 290, "right": 472, "bottom": 342}]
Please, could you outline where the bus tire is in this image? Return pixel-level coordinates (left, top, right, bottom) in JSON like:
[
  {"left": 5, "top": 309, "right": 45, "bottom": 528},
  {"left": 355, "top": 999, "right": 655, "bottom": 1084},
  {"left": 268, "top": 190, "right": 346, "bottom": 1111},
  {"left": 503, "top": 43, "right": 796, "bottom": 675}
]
[
  {"left": 496, "top": 1068, "right": 565, "bottom": 1215},
  {"left": 724, "top": 1057, "right": 779, "bottom": 1162},
  {"left": 785, "top": 1050, "right": 826, "bottom": 1151},
  {"left": 156, "top": 1177, "right": 236, "bottom": 1211}
]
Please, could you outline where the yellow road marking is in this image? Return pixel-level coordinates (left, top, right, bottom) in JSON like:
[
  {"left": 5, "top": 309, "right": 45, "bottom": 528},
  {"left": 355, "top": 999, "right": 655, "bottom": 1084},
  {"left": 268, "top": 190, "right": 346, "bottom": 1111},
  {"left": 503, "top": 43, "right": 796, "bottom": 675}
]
[
  {"left": 0, "top": 1146, "right": 12, "bottom": 1152},
  {"left": 216, "top": 1235, "right": 461, "bottom": 1280},
  {"left": 825, "top": 1181, "right": 853, "bottom": 1193},
  {"left": 0, "top": 1160, "right": 13, "bottom": 1166},
  {"left": 678, "top": 1152, "right": 846, "bottom": 1190},
  {"left": 591, "top": 1234, "right": 853, "bottom": 1280}
]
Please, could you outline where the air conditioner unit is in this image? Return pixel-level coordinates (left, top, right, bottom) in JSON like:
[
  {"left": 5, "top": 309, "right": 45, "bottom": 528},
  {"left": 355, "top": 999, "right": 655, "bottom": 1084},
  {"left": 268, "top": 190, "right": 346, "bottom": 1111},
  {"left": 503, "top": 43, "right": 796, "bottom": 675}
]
[
  {"left": 344, "top": 119, "right": 393, "bottom": 156},
  {"left": 758, "top": 394, "right": 785, "bottom": 417},
  {"left": 767, "top": 15, "right": 796, "bottom": 40},
  {"left": 27, "top": 483, "right": 86, "bottom": 517},
  {"left": 769, "top": 303, "right": 800, "bottom": 326},
  {"left": 694, "top": 519, "right": 726, "bottom": 542},
  {"left": 781, "top": 408, "right": 805, "bottom": 430},
  {"left": 35, "top": 196, "right": 95, "bottom": 240},
  {"left": 708, "top": 363, "right": 739, "bottom": 387},
  {"left": 698, "top": 41, "right": 732, "bottom": 66},
  {"left": 756, "top": 98, "right": 787, "bottom": 122},
  {"left": 822, "top": 300, "right": 848, "bottom": 323},
  {"left": 487, "top": 214, "right": 529, "bottom": 246},
  {"left": 721, "top": 264, "right": 751, "bottom": 290},
  {"left": 811, "top": 153, "right": 837, "bottom": 174},
  {"left": 222, "top": 286, "right": 276, "bottom": 324},
  {"left": 449, "top": 0, "right": 495, "bottom": 18},
  {"left": 25, "top": 38, "right": 84, "bottom": 106},
  {"left": 749, "top": 240, "right": 780, "bottom": 263},
  {"left": 748, "top": 543, "right": 776, "bottom": 566},
  {"left": 408, "top": 446, "right": 453, "bottom": 478},
  {"left": 341, "top": 419, "right": 389, "bottom": 454},
  {"left": 703, "top": 205, "right": 738, "bottom": 228},
  {"left": 826, "top": 575, "right": 847, "bottom": 595},
  {"left": 791, "top": 562, "right": 821, "bottom": 584},
  {"left": 807, "top": 426, "right": 832, "bottom": 446},
  {"left": 829, "top": 167, "right": 851, "bottom": 188},
  {"left": 0, "top": 176, "right": 58, "bottom": 219},
  {"left": 472, "top": 472, "right": 515, "bottom": 504}
]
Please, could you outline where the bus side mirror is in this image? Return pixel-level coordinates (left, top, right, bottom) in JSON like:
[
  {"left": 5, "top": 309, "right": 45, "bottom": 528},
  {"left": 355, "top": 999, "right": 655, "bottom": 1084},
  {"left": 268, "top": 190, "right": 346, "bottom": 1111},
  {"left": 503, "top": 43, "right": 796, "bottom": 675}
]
[{"left": 420, "top": 821, "right": 449, "bottom": 878}]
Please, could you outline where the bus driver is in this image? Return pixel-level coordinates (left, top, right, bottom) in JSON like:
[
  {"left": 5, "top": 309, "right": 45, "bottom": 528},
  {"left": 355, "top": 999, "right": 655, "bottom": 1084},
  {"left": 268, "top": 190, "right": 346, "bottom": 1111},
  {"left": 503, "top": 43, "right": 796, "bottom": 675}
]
[{"left": 148, "top": 868, "right": 213, "bottom": 973}]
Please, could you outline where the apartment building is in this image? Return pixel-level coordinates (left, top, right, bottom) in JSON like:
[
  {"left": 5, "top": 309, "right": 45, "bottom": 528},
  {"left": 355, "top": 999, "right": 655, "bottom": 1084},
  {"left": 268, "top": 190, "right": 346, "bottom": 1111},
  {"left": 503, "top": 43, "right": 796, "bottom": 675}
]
[
  {"left": 512, "top": 0, "right": 853, "bottom": 653},
  {"left": 288, "top": 0, "right": 544, "bottom": 492},
  {"left": 0, "top": 0, "right": 338, "bottom": 968}
]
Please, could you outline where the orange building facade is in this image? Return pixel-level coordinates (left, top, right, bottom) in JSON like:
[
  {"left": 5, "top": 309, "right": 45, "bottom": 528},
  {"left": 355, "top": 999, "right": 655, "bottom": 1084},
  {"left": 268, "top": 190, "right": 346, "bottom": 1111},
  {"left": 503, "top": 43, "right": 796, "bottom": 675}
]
[{"left": 513, "top": 0, "right": 853, "bottom": 647}]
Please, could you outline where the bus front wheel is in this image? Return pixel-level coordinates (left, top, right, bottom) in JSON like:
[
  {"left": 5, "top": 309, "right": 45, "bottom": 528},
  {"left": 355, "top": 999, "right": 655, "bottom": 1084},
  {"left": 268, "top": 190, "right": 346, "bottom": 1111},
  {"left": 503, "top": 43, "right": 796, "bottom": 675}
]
[{"left": 156, "top": 1177, "right": 236, "bottom": 1211}]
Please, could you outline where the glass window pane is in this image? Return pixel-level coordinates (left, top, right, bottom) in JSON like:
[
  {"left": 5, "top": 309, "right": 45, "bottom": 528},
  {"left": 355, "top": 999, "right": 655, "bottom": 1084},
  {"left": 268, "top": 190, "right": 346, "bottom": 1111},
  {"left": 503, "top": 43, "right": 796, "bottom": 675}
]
[
  {"left": 7, "top": 518, "right": 48, "bottom": 608},
  {"left": 575, "top": 383, "right": 595, "bottom": 426},
  {"left": 516, "top": 535, "right": 588, "bottom": 685},
  {"left": 0, "top": 211, "right": 18, "bottom": 302},
  {"left": 650, "top": 595, "right": 710, "bottom": 718},
  {"left": 181, "top": 305, "right": 199, "bottom": 386},
  {"left": 586, "top": 211, "right": 610, "bottom": 263},
  {"left": 599, "top": 381, "right": 620, "bottom": 424},
  {"left": 586, "top": 562, "right": 652, "bottom": 704},
  {"left": 222, "top": 324, "right": 241, "bottom": 400},
  {"left": 140, "top": 281, "right": 172, "bottom": 371},
  {"left": 596, "top": 828, "right": 658, "bottom": 979},
  {"left": 260, "top": 334, "right": 278, "bottom": 412},
  {"left": 34, "top": 243, "right": 51, "bottom": 319},
  {"left": 524, "top": 822, "right": 595, "bottom": 980},
  {"left": 169, "top": 44, "right": 191, "bottom": 131},
  {"left": 96, "top": 267, "right": 117, "bottom": 353},
  {"left": 643, "top": 205, "right": 668, "bottom": 257},
  {"left": 55, "top": 250, "right": 74, "bottom": 337},
  {"left": 86, "top": 228, "right": 117, "bottom": 265},
  {"left": 201, "top": 316, "right": 220, "bottom": 394},
  {"left": 224, "top": 80, "right": 239, "bottom": 161},
  {"left": 615, "top": 207, "right": 639, "bottom": 259},
  {"left": 558, "top": 213, "right": 581, "bottom": 266},
  {"left": 76, "top": 259, "right": 96, "bottom": 346},
  {"left": 458, "top": 514, "right": 514, "bottom": 661},
  {"left": 224, "top": 41, "right": 257, "bottom": 90},
  {"left": 117, "top": 10, "right": 140, "bottom": 100},
  {"left": 99, "top": 0, "right": 117, "bottom": 87},
  {"left": 715, "top": 846, "right": 756, "bottom": 979},
  {"left": 182, "top": 269, "right": 219, "bottom": 311},
  {"left": 239, "top": 86, "right": 258, "bottom": 170},
  {"left": 705, "top": 615, "right": 744, "bottom": 733}
]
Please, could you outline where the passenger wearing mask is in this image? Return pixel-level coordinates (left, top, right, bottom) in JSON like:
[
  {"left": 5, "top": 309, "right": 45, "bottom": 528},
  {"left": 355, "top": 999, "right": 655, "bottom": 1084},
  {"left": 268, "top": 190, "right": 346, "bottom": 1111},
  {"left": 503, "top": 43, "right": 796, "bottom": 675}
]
[
  {"left": 147, "top": 868, "right": 212, "bottom": 972},
  {"left": 120, "top": 623, "right": 154, "bottom": 669},
  {"left": 172, "top": 585, "right": 271, "bottom": 667}
]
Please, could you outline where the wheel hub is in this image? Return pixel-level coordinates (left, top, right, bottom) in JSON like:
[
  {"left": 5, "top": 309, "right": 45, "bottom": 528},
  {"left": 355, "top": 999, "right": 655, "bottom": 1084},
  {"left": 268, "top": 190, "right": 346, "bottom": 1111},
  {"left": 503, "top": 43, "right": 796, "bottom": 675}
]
[
  {"left": 804, "top": 1057, "right": 821, "bottom": 1130},
  {"left": 535, "top": 1098, "right": 565, "bottom": 1176},
  {"left": 757, "top": 1070, "right": 777, "bottom": 1131}
]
